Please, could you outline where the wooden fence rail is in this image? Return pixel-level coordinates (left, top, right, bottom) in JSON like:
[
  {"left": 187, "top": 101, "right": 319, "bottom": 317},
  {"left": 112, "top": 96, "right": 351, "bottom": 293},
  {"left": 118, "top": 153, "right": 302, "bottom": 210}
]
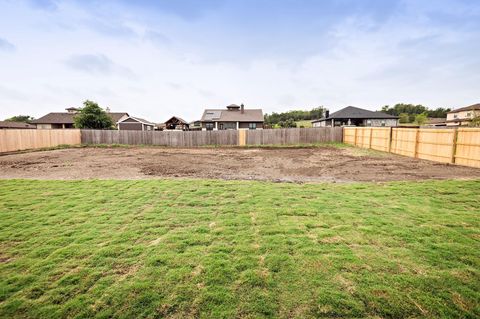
[
  {"left": 344, "top": 127, "right": 480, "bottom": 168},
  {"left": 0, "top": 129, "right": 81, "bottom": 153}
]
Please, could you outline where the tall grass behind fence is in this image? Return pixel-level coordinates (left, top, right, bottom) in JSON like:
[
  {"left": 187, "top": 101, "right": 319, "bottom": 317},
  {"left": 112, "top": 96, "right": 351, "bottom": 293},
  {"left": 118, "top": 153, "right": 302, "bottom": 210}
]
[
  {"left": 0, "top": 129, "right": 81, "bottom": 153},
  {"left": 344, "top": 127, "right": 480, "bottom": 168}
]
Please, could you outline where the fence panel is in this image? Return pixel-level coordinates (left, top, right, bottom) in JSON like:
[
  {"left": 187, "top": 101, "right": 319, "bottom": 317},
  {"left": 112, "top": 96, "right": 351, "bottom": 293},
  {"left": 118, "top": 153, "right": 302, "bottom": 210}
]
[
  {"left": 79, "top": 128, "right": 342, "bottom": 147},
  {"left": 370, "top": 128, "right": 391, "bottom": 152},
  {"left": 0, "top": 129, "right": 81, "bottom": 153},
  {"left": 417, "top": 129, "right": 455, "bottom": 163},
  {"left": 245, "top": 127, "right": 342, "bottom": 145},
  {"left": 391, "top": 128, "right": 417, "bottom": 157},
  {"left": 343, "top": 127, "right": 480, "bottom": 168},
  {"left": 343, "top": 127, "right": 356, "bottom": 145},
  {"left": 455, "top": 128, "right": 480, "bottom": 168}
]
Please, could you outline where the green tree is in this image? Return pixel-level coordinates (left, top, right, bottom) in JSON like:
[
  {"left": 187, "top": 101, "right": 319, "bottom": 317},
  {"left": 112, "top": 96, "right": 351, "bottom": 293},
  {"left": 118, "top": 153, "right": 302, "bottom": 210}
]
[
  {"left": 469, "top": 111, "right": 480, "bottom": 127},
  {"left": 264, "top": 106, "right": 325, "bottom": 126},
  {"left": 5, "top": 115, "right": 35, "bottom": 123},
  {"left": 414, "top": 113, "right": 428, "bottom": 126},
  {"left": 278, "top": 118, "right": 297, "bottom": 128},
  {"left": 398, "top": 113, "right": 410, "bottom": 123},
  {"left": 74, "top": 100, "right": 114, "bottom": 129}
]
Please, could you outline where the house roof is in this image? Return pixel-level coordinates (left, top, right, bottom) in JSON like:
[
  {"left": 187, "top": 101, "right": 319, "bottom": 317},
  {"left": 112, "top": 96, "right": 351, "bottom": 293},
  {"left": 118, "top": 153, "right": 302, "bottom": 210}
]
[
  {"left": 32, "top": 112, "right": 128, "bottom": 124},
  {"left": 118, "top": 116, "right": 155, "bottom": 125},
  {"left": 312, "top": 106, "right": 399, "bottom": 122},
  {"left": 200, "top": 109, "right": 264, "bottom": 122},
  {"left": 0, "top": 121, "right": 36, "bottom": 129},
  {"left": 165, "top": 116, "right": 188, "bottom": 124},
  {"left": 426, "top": 118, "right": 447, "bottom": 124},
  {"left": 448, "top": 103, "right": 480, "bottom": 114}
]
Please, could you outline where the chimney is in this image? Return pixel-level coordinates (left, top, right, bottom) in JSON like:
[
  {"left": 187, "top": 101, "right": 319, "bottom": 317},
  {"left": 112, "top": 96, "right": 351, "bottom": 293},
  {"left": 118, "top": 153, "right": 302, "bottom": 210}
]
[
  {"left": 241, "top": 103, "right": 244, "bottom": 114},
  {"left": 325, "top": 110, "right": 330, "bottom": 118}
]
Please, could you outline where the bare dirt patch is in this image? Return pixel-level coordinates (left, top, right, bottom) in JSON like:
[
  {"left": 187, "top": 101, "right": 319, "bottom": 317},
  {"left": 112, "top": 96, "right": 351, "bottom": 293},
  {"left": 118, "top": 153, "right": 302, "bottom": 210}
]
[{"left": 0, "top": 146, "right": 479, "bottom": 182}]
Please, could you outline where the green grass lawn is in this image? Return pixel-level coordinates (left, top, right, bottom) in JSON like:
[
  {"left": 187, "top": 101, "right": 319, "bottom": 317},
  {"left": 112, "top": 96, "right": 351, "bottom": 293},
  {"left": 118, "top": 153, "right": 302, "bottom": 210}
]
[{"left": 1, "top": 179, "right": 479, "bottom": 318}]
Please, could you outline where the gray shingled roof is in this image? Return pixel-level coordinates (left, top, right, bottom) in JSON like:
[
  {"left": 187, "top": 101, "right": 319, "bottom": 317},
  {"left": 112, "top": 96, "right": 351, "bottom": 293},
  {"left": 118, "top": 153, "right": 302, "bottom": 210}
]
[
  {"left": 32, "top": 112, "right": 128, "bottom": 124},
  {"left": 0, "top": 121, "right": 36, "bottom": 129},
  {"left": 201, "top": 109, "right": 263, "bottom": 122},
  {"left": 312, "top": 106, "right": 398, "bottom": 122},
  {"left": 448, "top": 103, "right": 480, "bottom": 114},
  {"left": 164, "top": 116, "right": 188, "bottom": 124}
]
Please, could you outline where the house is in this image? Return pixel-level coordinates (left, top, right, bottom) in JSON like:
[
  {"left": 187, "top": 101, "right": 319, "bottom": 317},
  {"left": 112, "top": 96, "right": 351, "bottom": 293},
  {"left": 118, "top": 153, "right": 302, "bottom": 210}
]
[
  {"left": 0, "top": 121, "right": 36, "bottom": 129},
  {"left": 164, "top": 116, "right": 189, "bottom": 131},
  {"left": 311, "top": 106, "right": 399, "bottom": 127},
  {"left": 446, "top": 103, "right": 480, "bottom": 126},
  {"left": 188, "top": 120, "right": 202, "bottom": 131},
  {"left": 423, "top": 118, "right": 447, "bottom": 127},
  {"left": 117, "top": 116, "right": 156, "bottom": 131},
  {"left": 200, "top": 104, "right": 264, "bottom": 130},
  {"left": 32, "top": 108, "right": 129, "bottom": 129}
]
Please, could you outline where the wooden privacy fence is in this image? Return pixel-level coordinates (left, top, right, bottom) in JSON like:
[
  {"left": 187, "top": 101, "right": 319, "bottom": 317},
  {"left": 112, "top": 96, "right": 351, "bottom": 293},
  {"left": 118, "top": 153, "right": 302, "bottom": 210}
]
[
  {"left": 81, "top": 129, "right": 239, "bottom": 147},
  {"left": 0, "top": 129, "right": 81, "bottom": 153},
  {"left": 0, "top": 127, "right": 343, "bottom": 153},
  {"left": 344, "top": 127, "right": 480, "bottom": 168},
  {"left": 82, "top": 127, "right": 343, "bottom": 147}
]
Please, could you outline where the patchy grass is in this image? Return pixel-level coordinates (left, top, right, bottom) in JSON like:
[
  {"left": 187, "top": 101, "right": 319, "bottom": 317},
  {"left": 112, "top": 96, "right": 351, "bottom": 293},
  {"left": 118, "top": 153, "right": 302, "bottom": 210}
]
[
  {"left": 0, "top": 179, "right": 479, "bottom": 318},
  {"left": 295, "top": 120, "right": 313, "bottom": 128}
]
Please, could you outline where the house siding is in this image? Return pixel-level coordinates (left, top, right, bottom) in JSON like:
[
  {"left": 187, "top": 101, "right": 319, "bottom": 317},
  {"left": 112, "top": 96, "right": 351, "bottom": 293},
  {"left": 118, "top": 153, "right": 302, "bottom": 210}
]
[{"left": 118, "top": 122, "right": 143, "bottom": 131}]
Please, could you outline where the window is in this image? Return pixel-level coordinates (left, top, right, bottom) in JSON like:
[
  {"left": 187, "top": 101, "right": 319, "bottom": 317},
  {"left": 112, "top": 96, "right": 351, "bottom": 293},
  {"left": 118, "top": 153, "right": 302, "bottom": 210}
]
[
  {"left": 381, "top": 120, "right": 386, "bottom": 127},
  {"left": 146, "top": 125, "right": 152, "bottom": 131},
  {"left": 366, "top": 120, "right": 372, "bottom": 127},
  {"left": 249, "top": 123, "right": 257, "bottom": 130},
  {"left": 454, "top": 114, "right": 458, "bottom": 119},
  {"left": 467, "top": 112, "right": 472, "bottom": 117},
  {"left": 205, "top": 123, "right": 214, "bottom": 130}
]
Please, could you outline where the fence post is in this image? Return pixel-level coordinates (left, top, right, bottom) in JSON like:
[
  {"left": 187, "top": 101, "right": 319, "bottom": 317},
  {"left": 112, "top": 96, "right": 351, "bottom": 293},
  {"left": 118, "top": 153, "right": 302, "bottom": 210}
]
[
  {"left": 388, "top": 127, "right": 393, "bottom": 152},
  {"left": 414, "top": 129, "right": 420, "bottom": 158},
  {"left": 369, "top": 128, "right": 373, "bottom": 149},
  {"left": 238, "top": 129, "right": 246, "bottom": 146},
  {"left": 354, "top": 128, "right": 358, "bottom": 146},
  {"left": 451, "top": 128, "right": 459, "bottom": 164}
]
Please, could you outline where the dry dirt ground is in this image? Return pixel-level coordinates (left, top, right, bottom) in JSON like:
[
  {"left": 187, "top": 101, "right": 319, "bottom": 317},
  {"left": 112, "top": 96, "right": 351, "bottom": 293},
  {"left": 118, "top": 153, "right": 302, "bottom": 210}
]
[{"left": 1, "top": 146, "right": 480, "bottom": 183}]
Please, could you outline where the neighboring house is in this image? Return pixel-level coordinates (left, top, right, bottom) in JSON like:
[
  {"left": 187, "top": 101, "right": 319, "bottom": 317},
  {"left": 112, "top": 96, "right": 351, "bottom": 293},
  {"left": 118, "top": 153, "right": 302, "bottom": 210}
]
[
  {"left": 188, "top": 120, "right": 202, "bottom": 131},
  {"left": 423, "top": 118, "right": 447, "bottom": 127},
  {"left": 164, "top": 116, "right": 189, "bottom": 131},
  {"left": 200, "top": 104, "right": 264, "bottom": 130},
  {"left": 0, "top": 121, "right": 36, "bottom": 129},
  {"left": 446, "top": 103, "right": 480, "bottom": 126},
  {"left": 32, "top": 108, "right": 129, "bottom": 129},
  {"left": 311, "top": 106, "right": 399, "bottom": 127},
  {"left": 117, "top": 116, "right": 156, "bottom": 131}
]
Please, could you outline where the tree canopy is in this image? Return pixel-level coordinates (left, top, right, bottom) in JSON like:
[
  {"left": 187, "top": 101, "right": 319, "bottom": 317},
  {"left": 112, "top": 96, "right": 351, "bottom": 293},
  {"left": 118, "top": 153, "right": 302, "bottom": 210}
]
[
  {"left": 264, "top": 107, "right": 326, "bottom": 127},
  {"left": 73, "top": 100, "right": 114, "bottom": 129},
  {"left": 381, "top": 103, "right": 451, "bottom": 123},
  {"left": 5, "top": 115, "right": 35, "bottom": 123}
]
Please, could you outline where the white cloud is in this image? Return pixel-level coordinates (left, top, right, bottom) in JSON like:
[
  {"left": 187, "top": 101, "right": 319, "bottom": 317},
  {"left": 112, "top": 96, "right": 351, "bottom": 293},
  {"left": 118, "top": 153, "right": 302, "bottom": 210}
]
[{"left": 0, "top": 0, "right": 479, "bottom": 122}]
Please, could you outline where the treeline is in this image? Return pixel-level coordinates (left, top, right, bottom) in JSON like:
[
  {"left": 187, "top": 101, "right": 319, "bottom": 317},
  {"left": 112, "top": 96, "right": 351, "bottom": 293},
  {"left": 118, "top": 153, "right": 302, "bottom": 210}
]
[
  {"left": 380, "top": 104, "right": 451, "bottom": 123},
  {"left": 264, "top": 107, "right": 326, "bottom": 127}
]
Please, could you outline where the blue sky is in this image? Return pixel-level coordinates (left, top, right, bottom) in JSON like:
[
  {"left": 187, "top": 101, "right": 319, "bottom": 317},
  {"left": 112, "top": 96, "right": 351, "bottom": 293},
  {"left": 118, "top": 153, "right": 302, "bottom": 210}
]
[{"left": 0, "top": 0, "right": 479, "bottom": 122}]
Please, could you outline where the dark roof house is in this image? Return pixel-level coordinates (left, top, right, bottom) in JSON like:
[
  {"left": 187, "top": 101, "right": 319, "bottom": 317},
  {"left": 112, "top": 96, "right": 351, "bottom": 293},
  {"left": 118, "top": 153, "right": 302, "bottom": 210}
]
[
  {"left": 164, "top": 116, "right": 189, "bottom": 131},
  {"left": 31, "top": 108, "right": 129, "bottom": 129},
  {"left": 117, "top": 116, "right": 156, "bottom": 131},
  {"left": 200, "top": 104, "right": 264, "bottom": 130},
  {"left": 311, "top": 106, "right": 399, "bottom": 127},
  {"left": 0, "top": 121, "right": 36, "bottom": 129}
]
